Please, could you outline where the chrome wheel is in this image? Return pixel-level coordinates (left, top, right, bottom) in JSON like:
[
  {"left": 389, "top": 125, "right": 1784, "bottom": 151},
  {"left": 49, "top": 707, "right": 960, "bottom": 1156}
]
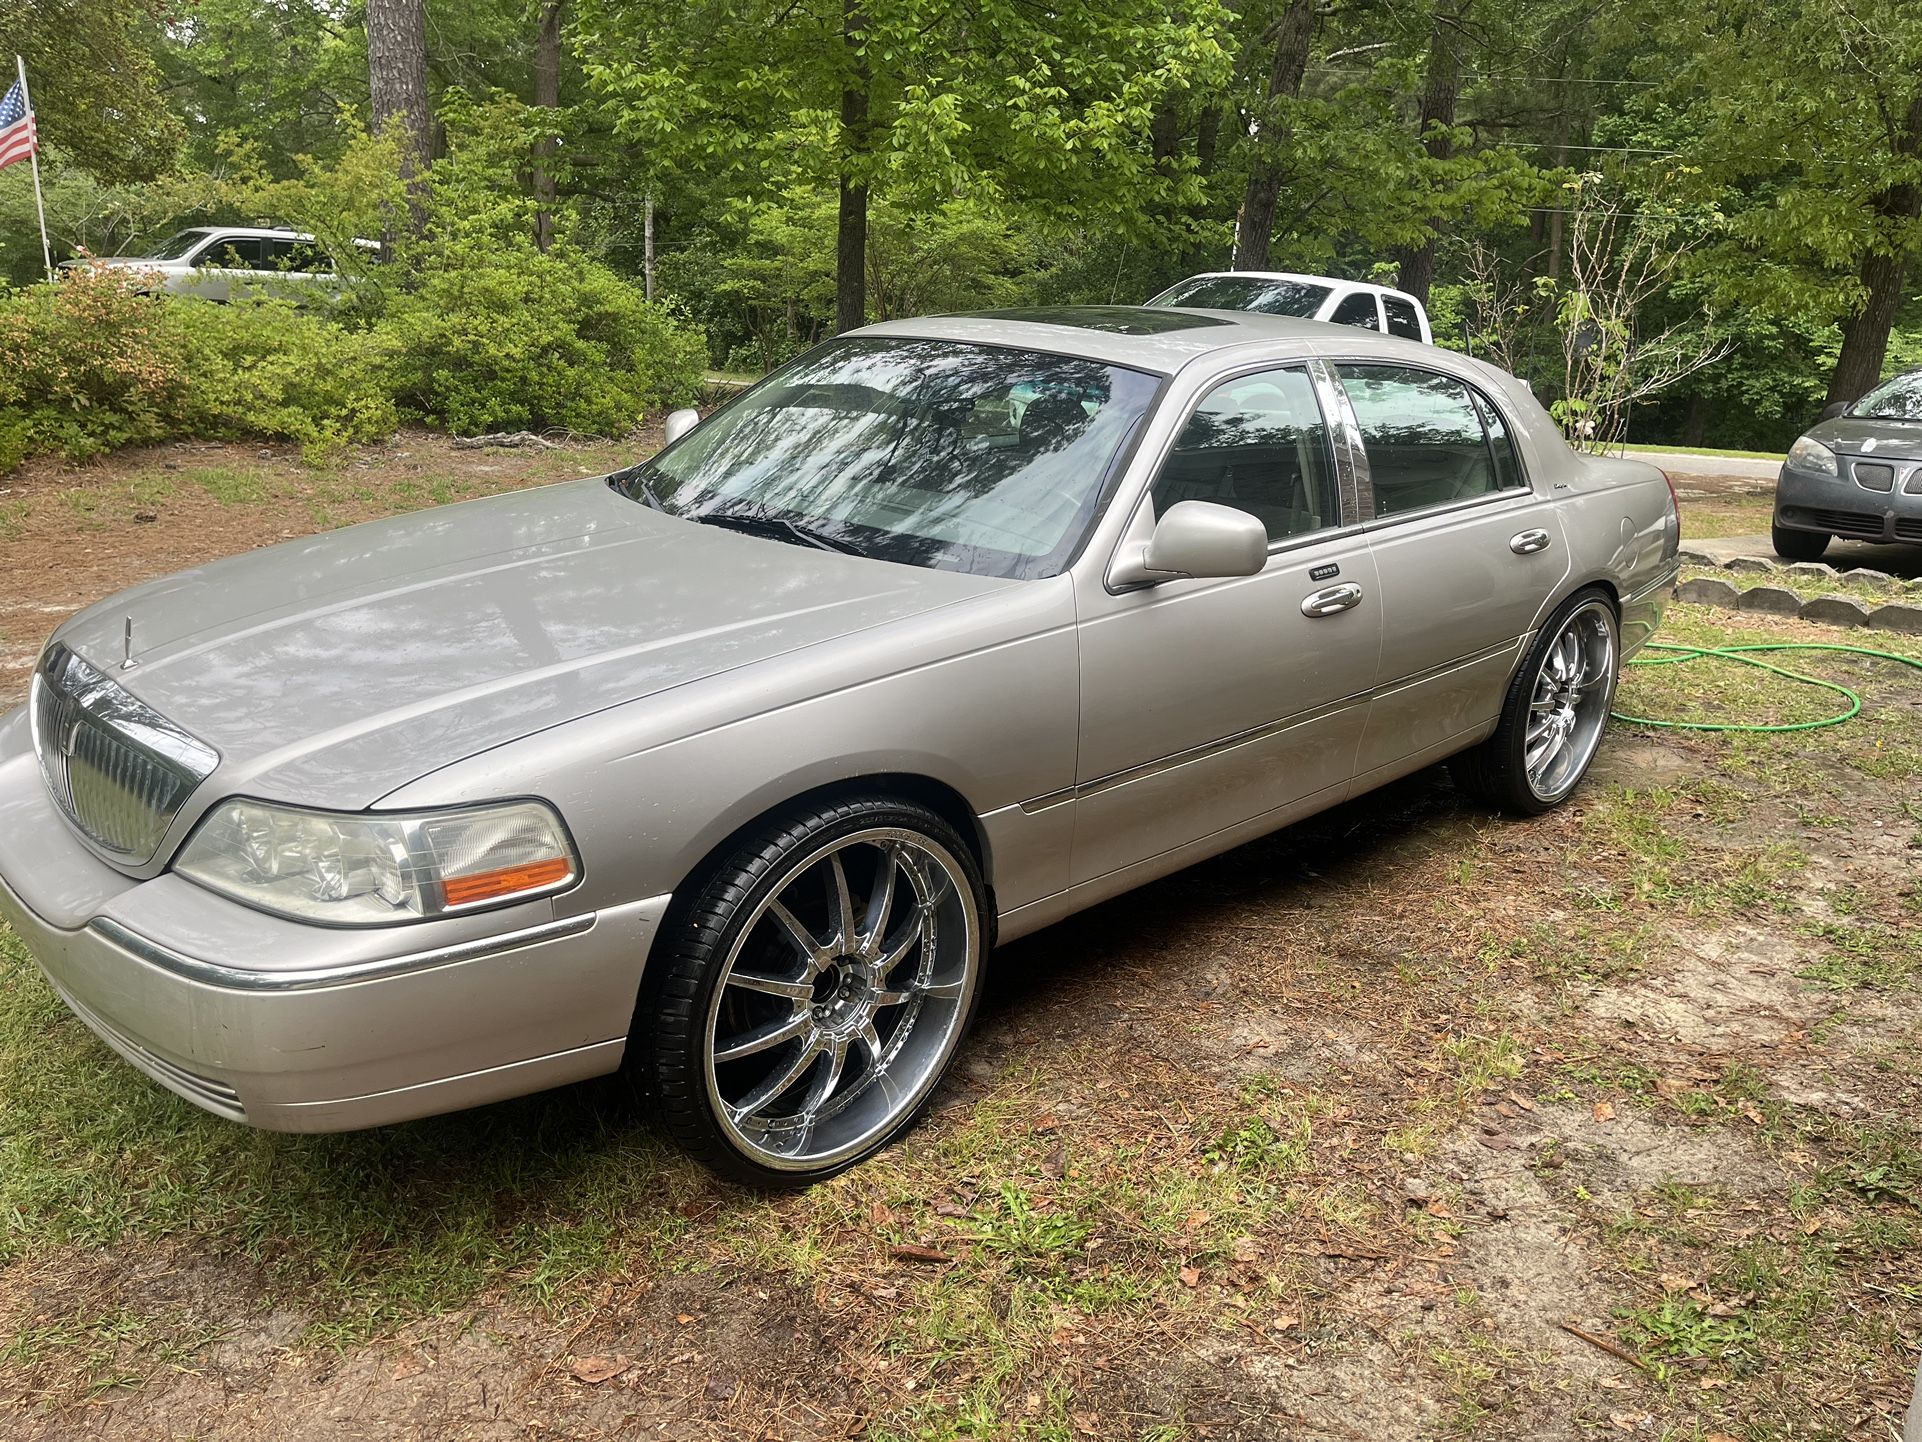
[
  {"left": 1524, "top": 599, "right": 1616, "bottom": 802},
  {"left": 702, "top": 826, "right": 980, "bottom": 1172}
]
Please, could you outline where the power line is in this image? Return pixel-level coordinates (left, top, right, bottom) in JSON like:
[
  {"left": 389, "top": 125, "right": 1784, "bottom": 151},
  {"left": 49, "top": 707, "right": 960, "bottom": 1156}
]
[{"left": 1307, "top": 64, "right": 1667, "bottom": 87}]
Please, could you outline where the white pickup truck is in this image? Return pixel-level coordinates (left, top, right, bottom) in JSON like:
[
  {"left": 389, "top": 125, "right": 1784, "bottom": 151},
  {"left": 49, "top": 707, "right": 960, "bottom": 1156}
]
[{"left": 1147, "top": 270, "right": 1434, "bottom": 344}]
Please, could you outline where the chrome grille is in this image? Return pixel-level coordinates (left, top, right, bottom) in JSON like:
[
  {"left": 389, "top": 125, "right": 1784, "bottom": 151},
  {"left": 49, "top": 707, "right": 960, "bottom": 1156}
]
[{"left": 30, "top": 643, "right": 219, "bottom": 863}]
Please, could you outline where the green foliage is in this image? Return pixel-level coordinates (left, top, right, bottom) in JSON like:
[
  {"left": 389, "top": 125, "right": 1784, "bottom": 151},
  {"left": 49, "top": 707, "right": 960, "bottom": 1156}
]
[{"left": 378, "top": 244, "right": 706, "bottom": 435}]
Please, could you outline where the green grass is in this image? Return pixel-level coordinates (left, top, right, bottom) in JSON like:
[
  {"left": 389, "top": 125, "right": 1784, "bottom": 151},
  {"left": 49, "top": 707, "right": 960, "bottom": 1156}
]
[
  {"left": 184, "top": 465, "right": 271, "bottom": 505},
  {"left": 1623, "top": 441, "right": 1786, "bottom": 461}
]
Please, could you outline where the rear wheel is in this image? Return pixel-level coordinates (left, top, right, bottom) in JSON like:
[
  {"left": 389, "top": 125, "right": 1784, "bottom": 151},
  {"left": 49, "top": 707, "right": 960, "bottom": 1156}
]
[
  {"left": 1771, "top": 522, "right": 1829, "bottom": 562},
  {"left": 1452, "top": 590, "right": 1619, "bottom": 817},
  {"left": 643, "top": 797, "right": 985, "bottom": 1187}
]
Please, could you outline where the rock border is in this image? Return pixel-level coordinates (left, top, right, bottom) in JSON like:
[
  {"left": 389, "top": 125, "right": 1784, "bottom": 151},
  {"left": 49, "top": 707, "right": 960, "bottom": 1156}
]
[{"left": 1668, "top": 557, "right": 1922, "bottom": 638}]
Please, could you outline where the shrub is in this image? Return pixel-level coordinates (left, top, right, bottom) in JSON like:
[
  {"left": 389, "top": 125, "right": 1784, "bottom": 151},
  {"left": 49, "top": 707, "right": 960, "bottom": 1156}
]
[
  {"left": 0, "top": 267, "right": 183, "bottom": 466},
  {"left": 377, "top": 245, "right": 707, "bottom": 436},
  {"left": 165, "top": 298, "right": 396, "bottom": 458}
]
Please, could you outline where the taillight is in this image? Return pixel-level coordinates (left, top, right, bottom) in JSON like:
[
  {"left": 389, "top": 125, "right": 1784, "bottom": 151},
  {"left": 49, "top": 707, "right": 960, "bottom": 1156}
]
[{"left": 1659, "top": 469, "right": 1681, "bottom": 559}]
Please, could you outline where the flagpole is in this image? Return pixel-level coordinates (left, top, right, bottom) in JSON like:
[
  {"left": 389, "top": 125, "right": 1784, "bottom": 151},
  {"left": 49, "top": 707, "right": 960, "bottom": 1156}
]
[{"left": 15, "top": 56, "right": 52, "bottom": 284}]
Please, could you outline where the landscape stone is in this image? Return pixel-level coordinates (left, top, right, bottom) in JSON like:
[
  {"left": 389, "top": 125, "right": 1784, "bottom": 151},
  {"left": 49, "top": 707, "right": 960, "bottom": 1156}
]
[
  {"left": 1783, "top": 561, "right": 1839, "bottom": 581},
  {"left": 1838, "top": 567, "right": 1896, "bottom": 587},
  {"left": 1675, "top": 577, "right": 1740, "bottom": 607},
  {"left": 1737, "top": 585, "right": 1805, "bottom": 616},
  {"left": 1725, "top": 556, "right": 1777, "bottom": 573},
  {"left": 1867, "top": 603, "right": 1922, "bottom": 635},
  {"left": 1798, "top": 596, "right": 1870, "bottom": 628},
  {"left": 1675, "top": 547, "right": 1717, "bottom": 566}
]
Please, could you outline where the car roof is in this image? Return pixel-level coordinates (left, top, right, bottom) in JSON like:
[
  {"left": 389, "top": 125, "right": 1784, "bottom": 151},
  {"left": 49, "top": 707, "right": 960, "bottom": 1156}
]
[
  {"left": 178, "top": 226, "right": 382, "bottom": 248},
  {"left": 856, "top": 305, "right": 1431, "bottom": 373}
]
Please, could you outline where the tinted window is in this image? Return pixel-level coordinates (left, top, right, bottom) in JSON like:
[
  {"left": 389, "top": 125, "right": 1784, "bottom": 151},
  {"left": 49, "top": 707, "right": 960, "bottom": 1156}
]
[
  {"left": 1336, "top": 364, "right": 1503, "bottom": 517},
  {"left": 1147, "top": 275, "right": 1332, "bottom": 319},
  {"left": 1849, "top": 372, "right": 1922, "bottom": 421},
  {"left": 1154, "top": 367, "right": 1339, "bottom": 542},
  {"left": 1329, "top": 292, "right": 1382, "bottom": 331},
  {"left": 626, "top": 338, "right": 1161, "bottom": 580},
  {"left": 201, "top": 237, "right": 267, "bottom": 269},
  {"left": 273, "top": 239, "right": 331, "bottom": 273},
  {"left": 1383, "top": 295, "right": 1424, "bottom": 340}
]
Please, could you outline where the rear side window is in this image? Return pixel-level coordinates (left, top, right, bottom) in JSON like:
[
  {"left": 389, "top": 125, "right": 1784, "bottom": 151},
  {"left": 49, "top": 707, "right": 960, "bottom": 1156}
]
[
  {"left": 1329, "top": 292, "right": 1382, "bottom": 331},
  {"left": 1154, "top": 366, "right": 1340, "bottom": 542},
  {"left": 1383, "top": 295, "right": 1424, "bottom": 340},
  {"left": 1336, "top": 364, "right": 1521, "bottom": 518}
]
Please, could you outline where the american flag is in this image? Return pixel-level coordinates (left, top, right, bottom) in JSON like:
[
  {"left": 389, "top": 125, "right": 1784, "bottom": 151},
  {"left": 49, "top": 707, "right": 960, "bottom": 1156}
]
[{"left": 0, "top": 79, "right": 36, "bottom": 172}]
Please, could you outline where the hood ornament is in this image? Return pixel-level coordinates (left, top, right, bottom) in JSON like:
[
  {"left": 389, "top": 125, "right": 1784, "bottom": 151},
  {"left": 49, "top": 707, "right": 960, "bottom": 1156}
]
[{"left": 122, "top": 616, "right": 139, "bottom": 670}]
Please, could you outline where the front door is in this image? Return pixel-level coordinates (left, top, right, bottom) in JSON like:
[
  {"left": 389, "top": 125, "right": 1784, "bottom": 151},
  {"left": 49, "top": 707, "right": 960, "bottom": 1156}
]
[{"left": 1071, "top": 363, "right": 1381, "bottom": 884}]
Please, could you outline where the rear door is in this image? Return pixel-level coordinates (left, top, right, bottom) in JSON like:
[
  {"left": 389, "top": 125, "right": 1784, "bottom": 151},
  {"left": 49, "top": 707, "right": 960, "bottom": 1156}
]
[
  {"left": 182, "top": 235, "right": 266, "bottom": 302},
  {"left": 1330, "top": 360, "right": 1570, "bottom": 783},
  {"left": 1071, "top": 362, "right": 1381, "bottom": 883}
]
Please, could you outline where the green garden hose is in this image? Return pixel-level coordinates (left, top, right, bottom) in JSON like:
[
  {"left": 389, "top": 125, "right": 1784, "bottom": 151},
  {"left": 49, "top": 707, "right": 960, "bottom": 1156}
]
[{"left": 1611, "top": 641, "right": 1922, "bottom": 732}]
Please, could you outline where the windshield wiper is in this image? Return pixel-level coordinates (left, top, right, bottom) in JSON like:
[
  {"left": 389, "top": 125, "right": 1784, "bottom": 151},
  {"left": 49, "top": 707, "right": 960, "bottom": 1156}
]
[
  {"left": 607, "top": 465, "right": 668, "bottom": 511},
  {"left": 694, "top": 508, "right": 867, "bottom": 556}
]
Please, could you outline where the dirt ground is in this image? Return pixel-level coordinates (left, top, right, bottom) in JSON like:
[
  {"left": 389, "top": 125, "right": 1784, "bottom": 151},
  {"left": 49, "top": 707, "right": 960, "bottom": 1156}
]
[{"left": 2, "top": 436, "right": 1920, "bottom": 1441}]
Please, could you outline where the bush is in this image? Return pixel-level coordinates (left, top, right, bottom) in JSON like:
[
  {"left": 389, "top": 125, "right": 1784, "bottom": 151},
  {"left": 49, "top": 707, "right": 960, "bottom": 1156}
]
[
  {"left": 0, "top": 266, "right": 183, "bottom": 467},
  {"left": 377, "top": 245, "right": 707, "bottom": 435},
  {"left": 166, "top": 298, "right": 396, "bottom": 457}
]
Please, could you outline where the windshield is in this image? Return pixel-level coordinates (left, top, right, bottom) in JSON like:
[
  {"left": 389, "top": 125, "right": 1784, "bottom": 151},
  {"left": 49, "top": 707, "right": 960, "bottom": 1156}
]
[
  {"left": 1147, "top": 275, "right": 1332, "bottom": 319},
  {"left": 141, "top": 229, "right": 215, "bottom": 261},
  {"left": 620, "top": 338, "right": 1162, "bottom": 579},
  {"left": 1849, "top": 372, "right": 1922, "bottom": 421}
]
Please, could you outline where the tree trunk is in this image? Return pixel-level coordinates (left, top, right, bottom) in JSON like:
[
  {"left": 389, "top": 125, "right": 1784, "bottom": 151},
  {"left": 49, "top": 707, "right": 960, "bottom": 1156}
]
[
  {"left": 531, "top": 0, "right": 563, "bottom": 253},
  {"left": 834, "top": 0, "right": 870, "bottom": 334},
  {"left": 1393, "top": 2, "right": 1466, "bottom": 305},
  {"left": 367, "top": 0, "right": 431, "bottom": 237},
  {"left": 1232, "top": 0, "right": 1316, "bottom": 271},
  {"left": 1827, "top": 95, "right": 1922, "bottom": 406}
]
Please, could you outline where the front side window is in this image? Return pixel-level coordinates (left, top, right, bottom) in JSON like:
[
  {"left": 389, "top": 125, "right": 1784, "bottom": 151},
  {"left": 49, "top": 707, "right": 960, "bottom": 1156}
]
[
  {"left": 1849, "top": 372, "right": 1922, "bottom": 421},
  {"left": 1382, "top": 295, "right": 1424, "bottom": 341},
  {"left": 1336, "top": 364, "right": 1521, "bottom": 517},
  {"left": 619, "top": 338, "right": 1162, "bottom": 580},
  {"left": 1154, "top": 367, "right": 1339, "bottom": 542},
  {"left": 1329, "top": 292, "right": 1382, "bottom": 331},
  {"left": 1147, "top": 275, "right": 1333, "bottom": 319},
  {"left": 201, "top": 237, "right": 267, "bottom": 269}
]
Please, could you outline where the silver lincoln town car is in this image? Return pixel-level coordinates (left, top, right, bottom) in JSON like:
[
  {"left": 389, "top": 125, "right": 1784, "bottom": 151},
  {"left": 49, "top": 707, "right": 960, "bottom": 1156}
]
[{"left": 0, "top": 306, "right": 1679, "bottom": 1185}]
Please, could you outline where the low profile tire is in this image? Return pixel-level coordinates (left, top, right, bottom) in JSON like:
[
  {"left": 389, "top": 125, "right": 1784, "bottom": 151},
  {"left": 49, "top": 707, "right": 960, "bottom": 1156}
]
[
  {"left": 1771, "top": 522, "right": 1829, "bottom": 562},
  {"left": 643, "top": 796, "right": 987, "bottom": 1188},
  {"left": 1452, "top": 589, "right": 1620, "bottom": 817}
]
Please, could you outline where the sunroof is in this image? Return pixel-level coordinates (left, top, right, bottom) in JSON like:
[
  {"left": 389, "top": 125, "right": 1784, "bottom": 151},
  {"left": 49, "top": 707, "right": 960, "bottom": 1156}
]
[{"left": 957, "top": 306, "right": 1236, "bottom": 335}]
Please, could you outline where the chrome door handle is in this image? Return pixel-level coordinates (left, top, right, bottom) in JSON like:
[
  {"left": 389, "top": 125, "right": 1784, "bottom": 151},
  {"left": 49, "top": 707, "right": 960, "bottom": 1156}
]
[
  {"left": 1510, "top": 528, "right": 1552, "bottom": 555},
  {"left": 1301, "top": 583, "right": 1364, "bottom": 618}
]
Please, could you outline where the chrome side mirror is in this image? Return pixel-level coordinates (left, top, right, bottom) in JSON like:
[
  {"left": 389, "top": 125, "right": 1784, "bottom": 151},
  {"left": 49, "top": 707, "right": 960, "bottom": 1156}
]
[
  {"left": 1109, "top": 500, "right": 1268, "bottom": 588},
  {"left": 664, "top": 408, "right": 701, "bottom": 444}
]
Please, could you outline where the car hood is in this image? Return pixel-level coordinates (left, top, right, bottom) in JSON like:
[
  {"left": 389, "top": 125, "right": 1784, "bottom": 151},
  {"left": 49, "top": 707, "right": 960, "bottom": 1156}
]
[
  {"left": 1808, "top": 416, "right": 1922, "bottom": 459},
  {"left": 51, "top": 478, "right": 1010, "bottom": 810}
]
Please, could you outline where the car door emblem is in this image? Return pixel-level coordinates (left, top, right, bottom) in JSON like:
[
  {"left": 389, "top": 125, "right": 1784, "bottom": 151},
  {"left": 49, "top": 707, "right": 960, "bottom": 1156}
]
[{"left": 1310, "top": 562, "right": 1341, "bottom": 581}]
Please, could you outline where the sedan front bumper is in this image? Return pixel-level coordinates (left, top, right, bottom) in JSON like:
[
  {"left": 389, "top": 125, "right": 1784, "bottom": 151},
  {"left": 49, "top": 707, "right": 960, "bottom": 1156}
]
[
  {"left": 1775, "top": 456, "right": 1922, "bottom": 544},
  {"left": 0, "top": 707, "right": 666, "bottom": 1131}
]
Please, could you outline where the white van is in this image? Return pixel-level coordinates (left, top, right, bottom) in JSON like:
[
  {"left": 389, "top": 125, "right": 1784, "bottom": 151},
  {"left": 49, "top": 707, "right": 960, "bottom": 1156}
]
[{"left": 1147, "top": 270, "right": 1434, "bottom": 344}]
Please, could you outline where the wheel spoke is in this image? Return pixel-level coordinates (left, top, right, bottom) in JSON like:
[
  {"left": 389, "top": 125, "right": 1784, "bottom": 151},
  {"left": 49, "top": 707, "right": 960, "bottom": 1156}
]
[
  {"left": 859, "top": 846, "right": 898, "bottom": 958},
  {"left": 766, "top": 900, "right": 827, "bottom": 966},
  {"left": 729, "top": 1031, "right": 823, "bottom": 1120},
  {"left": 726, "top": 969, "right": 813, "bottom": 1003},
  {"left": 856, "top": 1018, "right": 886, "bottom": 1069},
  {"left": 825, "top": 851, "right": 856, "bottom": 950},
  {"left": 875, "top": 904, "right": 928, "bottom": 971},
  {"left": 799, "top": 1034, "right": 851, "bottom": 1116},
  {"left": 715, "top": 1010, "right": 812, "bottom": 1063}
]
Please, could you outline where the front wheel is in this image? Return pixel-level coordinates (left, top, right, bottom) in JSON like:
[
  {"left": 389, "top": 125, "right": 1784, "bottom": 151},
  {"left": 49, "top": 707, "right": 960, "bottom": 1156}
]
[
  {"left": 1771, "top": 522, "right": 1829, "bottom": 562},
  {"left": 642, "top": 797, "right": 986, "bottom": 1187},
  {"left": 1452, "top": 590, "right": 1620, "bottom": 817}
]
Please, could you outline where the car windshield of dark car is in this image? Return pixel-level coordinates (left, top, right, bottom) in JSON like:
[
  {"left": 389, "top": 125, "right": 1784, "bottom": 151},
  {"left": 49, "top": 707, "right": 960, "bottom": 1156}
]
[
  {"left": 1849, "top": 373, "right": 1922, "bottom": 421},
  {"left": 141, "top": 229, "right": 215, "bottom": 261},
  {"left": 623, "top": 339, "right": 1161, "bottom": 579},
  {"left": 1147, "top": 275, "right": 1331, "bottom": 318}
]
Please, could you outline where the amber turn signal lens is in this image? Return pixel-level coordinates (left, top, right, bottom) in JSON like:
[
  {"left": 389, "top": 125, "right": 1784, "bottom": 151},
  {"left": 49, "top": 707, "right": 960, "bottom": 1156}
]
[{"left": 440, "top": 856, "right": 573, "bottom": 908}]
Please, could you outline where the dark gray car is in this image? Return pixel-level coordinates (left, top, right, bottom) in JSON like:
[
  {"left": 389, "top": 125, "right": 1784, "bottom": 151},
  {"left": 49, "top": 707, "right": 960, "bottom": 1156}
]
[{"left": 1773, "top": 370, "right": 1922, "bottom": 559}]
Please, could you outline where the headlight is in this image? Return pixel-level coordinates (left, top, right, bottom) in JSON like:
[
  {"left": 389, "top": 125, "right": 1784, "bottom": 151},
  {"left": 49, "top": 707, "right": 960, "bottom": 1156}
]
[
  {"left": 176, "top": 798, "right": 579, "bottom": 925},
  {"left": 1786, "top": 435, "right": 1840, "bottom": 478}
]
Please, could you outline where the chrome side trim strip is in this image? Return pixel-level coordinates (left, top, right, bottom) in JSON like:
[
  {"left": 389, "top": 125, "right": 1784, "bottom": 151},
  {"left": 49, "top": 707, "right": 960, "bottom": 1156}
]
[{"left": 86, "top": 913, "right": 597, "bottom": 993}]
